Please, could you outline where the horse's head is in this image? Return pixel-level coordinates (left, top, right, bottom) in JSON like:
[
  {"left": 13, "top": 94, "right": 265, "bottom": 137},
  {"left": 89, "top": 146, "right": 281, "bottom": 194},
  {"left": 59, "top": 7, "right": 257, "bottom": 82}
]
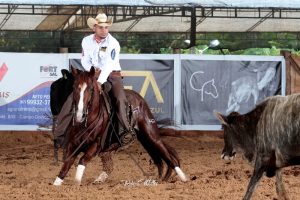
[
  {"left": 71, "top": 66, "right": 101, "bottom": 123},
  {"left": 204, "top": 79, "right": 218, "bottom": 99}
]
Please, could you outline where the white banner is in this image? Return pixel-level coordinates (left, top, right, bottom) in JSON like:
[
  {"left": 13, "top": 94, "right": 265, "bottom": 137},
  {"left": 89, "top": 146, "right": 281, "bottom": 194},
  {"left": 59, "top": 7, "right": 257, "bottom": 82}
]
[
  {"left": 0, "top": 53, "right": 286, "bottom": 131},
  {"left": 0, "top": 53, "right": 68, "bottom": 130}
]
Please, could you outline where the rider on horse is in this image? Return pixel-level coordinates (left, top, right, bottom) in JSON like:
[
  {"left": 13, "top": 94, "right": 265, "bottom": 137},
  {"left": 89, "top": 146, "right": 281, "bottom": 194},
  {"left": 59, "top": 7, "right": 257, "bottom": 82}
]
[{"left": 54, "top": 13, "right": 135, "bottom": 147}]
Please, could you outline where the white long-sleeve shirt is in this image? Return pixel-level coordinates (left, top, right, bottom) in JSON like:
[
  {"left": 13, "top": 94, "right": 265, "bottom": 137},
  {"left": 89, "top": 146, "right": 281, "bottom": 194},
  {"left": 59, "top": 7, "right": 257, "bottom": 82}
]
[{"left": 81, "top": 33, "right": 121, "bottom": 84}]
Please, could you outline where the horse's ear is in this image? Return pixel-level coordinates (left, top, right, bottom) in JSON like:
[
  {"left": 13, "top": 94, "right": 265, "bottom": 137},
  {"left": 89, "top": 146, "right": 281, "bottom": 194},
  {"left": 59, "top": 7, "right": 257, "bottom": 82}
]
[
  {"left": 214, "top": 111, "right": 228, "bottom": 125},
  {"left": 94, "top": 68, "right": 101, "bottom": 79},
  {"left": 71, "top": 66, "right": 79, "bottom": 76},
  {"left": 89, "top": 66, "right": 100, "bottom": 80},
  {"left": 61, "top": 69, "right": 69, "bottom": 79},
  {"left": 90, "top": 66, "right": 95, "bottom": 77}
]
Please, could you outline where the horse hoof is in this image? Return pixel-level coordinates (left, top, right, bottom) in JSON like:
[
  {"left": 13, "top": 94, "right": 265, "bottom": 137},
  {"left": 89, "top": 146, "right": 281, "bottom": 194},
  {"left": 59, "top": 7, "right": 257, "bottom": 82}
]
[
  {"left": 93, "top": 172, "right": 108, "bottom": 184},
  {"left": 53, "top": 177, "right": 63, "bottom": 186}
]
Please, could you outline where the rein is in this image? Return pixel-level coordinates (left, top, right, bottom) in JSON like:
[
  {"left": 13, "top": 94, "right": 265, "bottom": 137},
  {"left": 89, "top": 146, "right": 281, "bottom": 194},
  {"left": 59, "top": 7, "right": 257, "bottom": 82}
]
[
  {"left": 64, "top": 106, "right": 104, "bottom": 162},
  {"left": 65, "top": 83, "right": 105, "bottom": 161}
]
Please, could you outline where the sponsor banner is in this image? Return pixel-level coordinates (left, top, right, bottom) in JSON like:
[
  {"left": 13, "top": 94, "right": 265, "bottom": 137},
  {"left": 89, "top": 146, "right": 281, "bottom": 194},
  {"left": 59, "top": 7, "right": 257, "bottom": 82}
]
[
  {"left": 70, "top": 59, "right": 174, "bottom": 121},
  {"left": 121, "top": 59, "right": 174, "bottom": 121},
  {"left": 0, "top": 53, "right": 68, "bottom": 127},
  {"left": 181, "top": 60, "right": 282, "bottom": 125},
  {"left": 0, "top": 53, "right": 285, "bottom": 131}
]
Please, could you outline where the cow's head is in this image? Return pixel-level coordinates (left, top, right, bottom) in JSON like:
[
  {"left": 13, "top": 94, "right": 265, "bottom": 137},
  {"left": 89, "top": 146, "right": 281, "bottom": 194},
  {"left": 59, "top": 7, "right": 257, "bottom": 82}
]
[{"left": 215, "top": 111, "right": 238, "bottom": 162}]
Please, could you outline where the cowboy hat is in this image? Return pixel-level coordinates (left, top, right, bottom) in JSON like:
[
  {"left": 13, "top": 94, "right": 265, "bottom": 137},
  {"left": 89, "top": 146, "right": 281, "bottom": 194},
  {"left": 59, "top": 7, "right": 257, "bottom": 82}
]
[{"left": 87, "top": 13, "right": 113, "bottom": 29}]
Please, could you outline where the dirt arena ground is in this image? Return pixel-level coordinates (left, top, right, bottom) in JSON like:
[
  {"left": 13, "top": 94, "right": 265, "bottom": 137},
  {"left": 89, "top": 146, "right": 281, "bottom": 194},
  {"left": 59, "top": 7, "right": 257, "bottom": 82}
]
[{"left": 1, "top": 131, "right": 300, "bottom": 200}]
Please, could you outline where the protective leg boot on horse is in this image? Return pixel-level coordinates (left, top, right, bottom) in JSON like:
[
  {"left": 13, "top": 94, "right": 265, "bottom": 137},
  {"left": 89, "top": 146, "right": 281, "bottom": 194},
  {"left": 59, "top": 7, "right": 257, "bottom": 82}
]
[{"left": 108, "top": 72, "right": 136, "bottom": 148}]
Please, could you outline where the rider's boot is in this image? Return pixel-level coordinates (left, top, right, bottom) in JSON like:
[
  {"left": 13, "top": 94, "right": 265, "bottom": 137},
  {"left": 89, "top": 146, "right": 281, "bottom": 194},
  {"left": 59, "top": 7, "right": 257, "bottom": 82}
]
[
  {"left": 107, "top": 72, "right": 136, "bottom": 148},
  {"left": 119, "top": 125, "right": 136, "bottom": 147}
]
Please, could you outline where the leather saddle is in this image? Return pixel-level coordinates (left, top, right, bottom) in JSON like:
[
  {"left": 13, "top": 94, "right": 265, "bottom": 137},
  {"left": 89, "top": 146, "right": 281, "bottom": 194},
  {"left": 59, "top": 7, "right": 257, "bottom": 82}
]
[{"left": 99, "top": 82, "right": 134, "bottom": 150}]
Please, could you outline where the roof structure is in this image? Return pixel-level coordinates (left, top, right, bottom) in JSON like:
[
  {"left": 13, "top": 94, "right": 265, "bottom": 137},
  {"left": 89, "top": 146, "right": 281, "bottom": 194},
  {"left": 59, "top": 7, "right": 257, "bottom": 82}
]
[{"left": 1, "top": 0, "right": 300, "bottom": 33}]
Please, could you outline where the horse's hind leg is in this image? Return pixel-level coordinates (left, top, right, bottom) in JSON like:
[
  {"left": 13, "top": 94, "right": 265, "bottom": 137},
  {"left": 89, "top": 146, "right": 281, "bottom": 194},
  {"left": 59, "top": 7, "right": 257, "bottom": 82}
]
[
  {"left": 153, "top": 139, "right": 186, "bottom": 182},
  {"left": 138, "top": 123, "right": 187, "bottom": 182},
  {"left": 94, "top": 152, "right": 113, "bottom": 183},
  {"left": 163, "top": 166, "right": 173, "bottom": 181}
]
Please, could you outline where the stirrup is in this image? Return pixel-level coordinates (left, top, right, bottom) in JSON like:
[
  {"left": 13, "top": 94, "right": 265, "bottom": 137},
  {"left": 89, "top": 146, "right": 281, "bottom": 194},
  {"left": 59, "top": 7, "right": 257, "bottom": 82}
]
[{"left": 120, "top": 129, "right": 136, "bottom": 147}]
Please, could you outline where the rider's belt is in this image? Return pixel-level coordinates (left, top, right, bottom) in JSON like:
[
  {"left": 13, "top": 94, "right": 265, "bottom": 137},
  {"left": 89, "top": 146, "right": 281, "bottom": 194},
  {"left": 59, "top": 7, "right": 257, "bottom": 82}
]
[{"left": 110, "top": 70, "right": 121, "bottom": 77}]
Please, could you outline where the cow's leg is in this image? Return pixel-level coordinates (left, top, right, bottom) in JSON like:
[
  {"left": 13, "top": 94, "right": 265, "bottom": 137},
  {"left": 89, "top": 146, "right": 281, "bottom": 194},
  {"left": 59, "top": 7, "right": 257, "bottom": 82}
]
[
  {"left": 94, "top": 152, "right": 113, "bottom": 183},
  {"left": 53, "top": 144, "right": 78, "bottom": 186},
  {"left": 275, "top": 169, "right": 289, "bottom": 200},
  {"left": 75, "top": 143, "right": 98, "bottom": 185},
  {"left": 243, "top": 158, "right": 265, "bottom": 200}
]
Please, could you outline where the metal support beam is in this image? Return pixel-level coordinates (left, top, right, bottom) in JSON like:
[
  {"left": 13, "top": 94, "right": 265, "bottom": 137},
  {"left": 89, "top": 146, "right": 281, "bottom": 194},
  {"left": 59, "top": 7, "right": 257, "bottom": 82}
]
[
  {"left": 0, "top": 5, "right": 17, "bottom": 29},
  {"left": 0, "top": 5, "right": 300, "bottom": 19},
  {"left": 186, "top": 10, "right": 212, "bottom": 32},
  {"left": 247, "top": 10, "right": 273, "bottom": 32},
  {"left": 190, "top": 7, "right": 196, "bottom": 51}
]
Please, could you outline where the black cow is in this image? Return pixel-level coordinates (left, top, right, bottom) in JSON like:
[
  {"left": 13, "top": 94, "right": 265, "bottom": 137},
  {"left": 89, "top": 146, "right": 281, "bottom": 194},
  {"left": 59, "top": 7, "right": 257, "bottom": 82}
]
[
  {"left": 50, "top": 69, "right": 74, "bottom": 163},
  {"left": 215, "top": 94, "right": 300, "bottom": 200}
]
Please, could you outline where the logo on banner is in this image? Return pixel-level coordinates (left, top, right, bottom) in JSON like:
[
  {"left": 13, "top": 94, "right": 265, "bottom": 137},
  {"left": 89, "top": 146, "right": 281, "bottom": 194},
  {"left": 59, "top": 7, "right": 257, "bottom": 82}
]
[
  {"left": 0, "top": 63, "right": 8, "bottom": 81},
  {"left": 121, "top": 71, "right": 164, "bottom": 103},
  {"left": 189, "top": 71, "right": 219, "bottom": 102},
  {"left": 0, "top": 63, "right": 10, "bottom": 98},
  {"left": 40, "top": 65, "right": 58, "bottom": 77}
]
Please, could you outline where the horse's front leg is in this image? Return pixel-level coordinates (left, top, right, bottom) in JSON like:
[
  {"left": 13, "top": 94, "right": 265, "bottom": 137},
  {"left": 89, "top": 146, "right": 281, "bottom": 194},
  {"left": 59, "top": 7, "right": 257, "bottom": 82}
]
[
  {"left": 53, "top": 144, "right": 78, "bottom": 186},
  {"left": 75, "top": 142, "right": 98, "bottom": 185},
  {"left": 94, "top": 152, "right": 113, "bottom": 183}
]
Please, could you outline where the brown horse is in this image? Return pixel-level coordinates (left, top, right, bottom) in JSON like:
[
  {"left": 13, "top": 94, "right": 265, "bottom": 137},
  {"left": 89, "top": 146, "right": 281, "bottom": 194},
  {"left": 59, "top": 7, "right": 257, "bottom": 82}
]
[{"left": 53, "top": 66, "right": 187, "bottom": 186}]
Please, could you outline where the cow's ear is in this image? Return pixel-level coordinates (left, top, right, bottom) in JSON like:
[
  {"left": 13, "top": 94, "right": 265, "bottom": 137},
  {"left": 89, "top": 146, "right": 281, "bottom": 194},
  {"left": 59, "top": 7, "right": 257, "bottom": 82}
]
[
  {"left": 71, "top": 66, "right": 79, "bottom": 76},
  {"left": 214, "top": 111, "right": 228, "bottom": 125}
]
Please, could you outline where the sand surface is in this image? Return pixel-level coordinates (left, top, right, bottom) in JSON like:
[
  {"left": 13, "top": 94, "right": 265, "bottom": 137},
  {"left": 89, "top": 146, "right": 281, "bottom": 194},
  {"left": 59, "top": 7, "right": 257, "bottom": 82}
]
[{"left": 1, "top": 131, "right": 300, "bottom": 200}]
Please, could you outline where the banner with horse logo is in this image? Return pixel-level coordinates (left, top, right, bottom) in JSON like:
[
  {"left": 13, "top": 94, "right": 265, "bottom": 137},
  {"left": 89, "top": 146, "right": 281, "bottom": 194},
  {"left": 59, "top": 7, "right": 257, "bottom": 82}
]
[
  {"left": 181, "top": 59, "right": 282, "bottom": 125},
  {"left": 0, "top": 53, "right": 285, "bottom": 131}
]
